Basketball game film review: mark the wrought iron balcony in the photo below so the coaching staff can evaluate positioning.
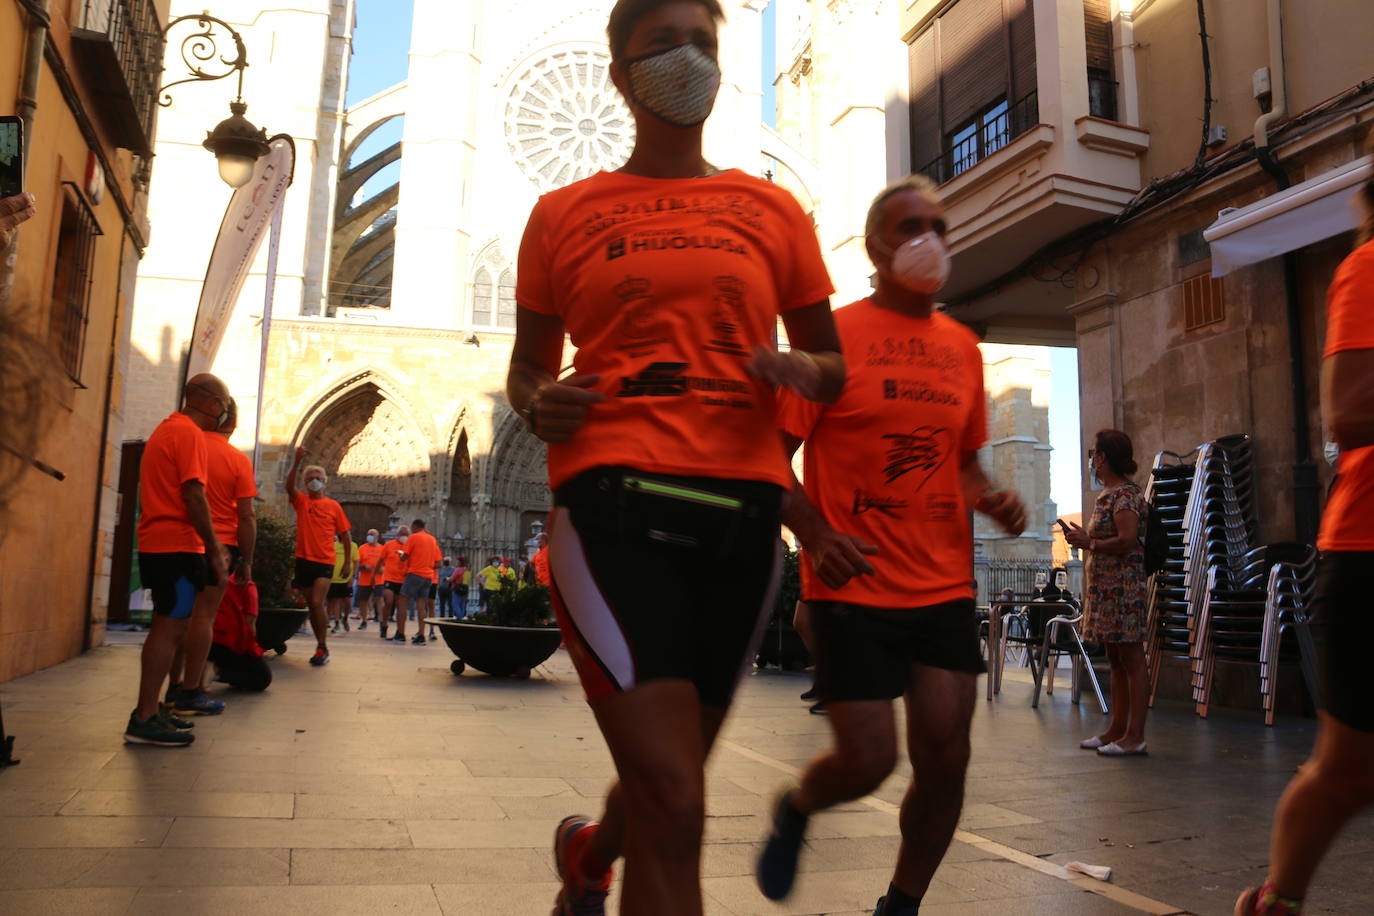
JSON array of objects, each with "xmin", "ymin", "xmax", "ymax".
[
  {"xmin": 72, "ymin": 0, "xmax": 165, "ymax": 156},
  {"xmin": 917, "ymin": 90, "xmax": 1039, "ymax": 186}
]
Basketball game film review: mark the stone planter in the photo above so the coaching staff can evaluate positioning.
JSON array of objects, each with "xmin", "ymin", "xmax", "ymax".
[
  {"xmin": 427, "ymin": 618, "xmax": 562, "ymax": 678},
  {"xmin": 256, "ymin": 607, "xmax": 309, "ymax": 655}
]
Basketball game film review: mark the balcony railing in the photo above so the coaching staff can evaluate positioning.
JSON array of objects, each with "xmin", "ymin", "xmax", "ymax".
[
  {"xmin": 1088, "ymin": 70, "xmax": 1119, "ymax": 121},
  {"xmin": 74, "ymin": 0, "xmax": 164, "ymax": 156},
  {"xmin": 918, "ymin": 90, "xmax": 1039, "ymax": 186}
]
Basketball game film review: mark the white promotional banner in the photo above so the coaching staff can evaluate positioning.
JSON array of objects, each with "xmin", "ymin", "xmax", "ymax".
[{"xmin": 184, "ymin": 135, "xmax": 295, "ymax": 379}]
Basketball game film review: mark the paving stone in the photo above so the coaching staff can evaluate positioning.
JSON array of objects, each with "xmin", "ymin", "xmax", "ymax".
[
  {"xmin": 0, "ymin": 887, "xmax": 138, "ymax": 915},
  {"xmin": 128, "ymin": 884, "xmax": 445, "ymax": 915},
  {"xmin": 0, "ymin": 816, "xmax": 172, "ymax": 848},
  {"xmin": 58, "ymin": 790, "xmax": 294, "ymax": 818},
  {"xmin": 161, "ymin": 816, "xmax": 411, "ymax": 849}
]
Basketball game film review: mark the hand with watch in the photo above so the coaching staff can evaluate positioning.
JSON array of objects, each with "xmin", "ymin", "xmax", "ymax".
[{"xmin": 521, "ymin": 373, "xmax": 606, "ymax": 443}]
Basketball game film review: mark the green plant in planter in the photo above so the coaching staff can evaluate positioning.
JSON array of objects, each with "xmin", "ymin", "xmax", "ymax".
[
  {"xmin": 467, "ymin": 583, "xmax": 557, "ymax": 628},
  {"xmin": 252, "ymin": 512, "xmax": 297, "ymax": 608}
]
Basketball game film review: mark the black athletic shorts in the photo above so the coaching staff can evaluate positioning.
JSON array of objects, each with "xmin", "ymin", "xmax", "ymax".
[
  {"xmin": 326, "ymin": 582, "xmax": 353, "ymax": 600},
  {"xmin": 809, "ymin": 598, "xmax": 986, "ymax": 702},
  {"xmin": 293, "ymin": 557, "xmax": 334, "ymax": 589},
  {"xmin": 1313, "ymin": 551, "xmax": 1374, "ymax": 733},
  {"xmin": 428, "ymin": 583, "xmax": 438, "ymax": 600},
  {"xmin": 139, "ymin": 552, "xmax": 209, "ymax": 619},
  {"xmin": 549, "ymin": 466, "xmax": 783, "ymax": 708},
  {"xmin": 385, "ymin": 581, "xmax": 403, "ymax": 594},
  {"xmin": 354, "ymin": 585, "xmax": 376, "ymax": 603}
]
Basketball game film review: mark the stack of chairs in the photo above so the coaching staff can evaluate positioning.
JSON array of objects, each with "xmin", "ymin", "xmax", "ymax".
[
  {"xmin": 1193, "ymin": 544, "xmax": 1319, "ymax": 724},
  {"xmin": 1145, "ymin": 435, "xmax": 1259, "ymax": 704}
]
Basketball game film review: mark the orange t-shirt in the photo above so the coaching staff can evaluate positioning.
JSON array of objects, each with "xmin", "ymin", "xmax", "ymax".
[
  {"xmin": 404, "ymin": 530, "xmax": 442, "ymax": 579},
  {"xmin": 777, "ymin": 300, "xmax": 987, "ymax": 608},
  {"xmin": 516, "ymin": 169, "xmax": 833, "ymax": 491},
  {"xmin": 1318, "ymin": 240, "xmax": 1374, "ymax": 552},
  {"xmin": 381, "ymin": 539, "xmax": 406, "ymax": 584},
  {"xmin": 204, "ymin": 431, "xmax": 257, "ymax": 547},
  {"xmin": 357, "ymin": 541, "xmax": 385, "ymax": 587},
  {"xmin": 532, "ymin": 546, "xmax": 551, "ymax": 586},
  {"xmin": 288, "ymin": 491, "xmax": 351, "ymax": 564},
  {"xmin": 138, "ymin": 412, "xmax": 211, "ymax": 554}
]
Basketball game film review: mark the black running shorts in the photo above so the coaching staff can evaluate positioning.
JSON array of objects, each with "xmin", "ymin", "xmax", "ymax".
[
  {"xmin": 139, "ymin": 552, "xmax": 209, "ymax": 619},
  {"xmin": 1313, "ymin": 551, "xmax": 1374, "ymax": 733},
  {"xmin": 293, "ymin": 558, "xmax": 334, "ymax": 589},
  {"xmin": 809, "ymin": 598, "xmax": 986, "ymax": 702},
  {"xmin": 385, "ymin": 581, "xmax": 403, "ymax": 594},
  {"xmin": 549, "ymin": 466, "xmax": 783, "ymax": 708},
  {"xmin": 326, "ymin": 582, "xmax": 353, "ymax": 600},
  {"xmin": 354, "ymin": 585, "xmax": 375, "ymax": 603}
]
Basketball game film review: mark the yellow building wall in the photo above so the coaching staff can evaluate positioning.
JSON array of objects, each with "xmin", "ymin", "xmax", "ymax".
[{"xmin": 0, "ymin": 0, "xmax": 165, "ymax": 682}]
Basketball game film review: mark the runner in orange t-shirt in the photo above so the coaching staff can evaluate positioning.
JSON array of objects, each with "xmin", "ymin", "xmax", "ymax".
[
  {"xmin": 170, "ymin": 398, "xmax": 258, "ymax": 717},
  {"xmin": 505, "ymin": 3, "xmax": 845, "ymax": 910},
  {"xmin": 125, "ymin": 373, "xmax": 231, "ymax": 748},
  {"xmin": 396, "ymin": 519, "xmax": 441, "ymax": 644},
  {"xmin": 377, "ymin": 527, "xmax": 407, "ymax": 640},
  {"xmin": 1237, "ymin": 170, "xmax": 1374, "ymax": 916},
  {"xmin": 354, "ymin": 529, "xmax": 384, "ymax": 629},
  {"xmin": 756, "ymin": 178, "xmax": 1027, "ymax": 912},
  {"xmin": 286, "ymin": 447, "xmax": 352, "ymax": 666}
]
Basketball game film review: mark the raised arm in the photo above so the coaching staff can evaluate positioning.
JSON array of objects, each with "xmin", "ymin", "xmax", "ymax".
[{"xmin": 285, "ymin": 445, "xmax": 306, "ymax": 500}]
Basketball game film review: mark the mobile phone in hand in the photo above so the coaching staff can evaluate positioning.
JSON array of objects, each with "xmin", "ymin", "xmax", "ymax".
[
  {"xmin": 1055, "ymin": 518, "xmax": 1071, "ymax": 534},
  {"xmin": 0, "ymin": 116, "xmax": 23, "ymax": 199}
]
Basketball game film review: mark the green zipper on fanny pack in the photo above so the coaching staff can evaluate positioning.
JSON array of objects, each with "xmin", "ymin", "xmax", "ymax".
[{"xmin": 623, "ymin": 477, "xmax": 744, "ymax": 510}]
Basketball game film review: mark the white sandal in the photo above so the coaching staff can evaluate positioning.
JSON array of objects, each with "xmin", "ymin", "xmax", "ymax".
[
  {"xmin": 1096, "ymin": 741, "xmax": 1148, "ymax": 756},
  {"xmin": 1079, "ymin": 736, "xmax": 1108, "ymax": 750}
]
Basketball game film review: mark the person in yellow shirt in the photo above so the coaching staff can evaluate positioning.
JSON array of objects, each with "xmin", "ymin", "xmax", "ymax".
[
  {"xmin": 329, "ymin": 535, "xmax": 360, "ymax": 633},
  {"xmin": 477, "ymin": 556, "xmax": 505, "ymax": 612}
]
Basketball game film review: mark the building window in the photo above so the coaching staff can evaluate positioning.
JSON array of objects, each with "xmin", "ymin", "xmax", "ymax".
[
  {"xmin": 472, "ymin": 267, "xmax": 492, "ymax": 326},
  {"xmin": 73, "ymin": 0, "xmax": 165, "ymax": 156},
  {"xmin": 49, "ymin": 183, "xmax": 103, "ymax": 381},
  {"xmin": 1183, "ymin": 275, "xmax": 1225, "ymax": 331},
  {"xmin": 1084, "ymin": 0, "xmax": 1119, "ymax": 120},
  {"xmin": 910, "ymin": 0, "xmax": 1038, "ymax": 185},
  {"xmin": 497, "ymin": 269, "xmax": 516, "ymax": 329}
]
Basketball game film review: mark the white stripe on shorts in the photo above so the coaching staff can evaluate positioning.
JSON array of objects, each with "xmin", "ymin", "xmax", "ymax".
[{"xmin": 548, "ymin": 507, "xmax": 636, "ymax": 692}]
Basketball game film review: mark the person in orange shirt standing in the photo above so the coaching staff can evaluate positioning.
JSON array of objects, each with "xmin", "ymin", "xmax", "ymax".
[
  {"xmin": 1236, "ymin": 159, "xmax": 1374, "ymax": 916},
  {"xmin": 396, "ymin": 518, "xmax": 441, "ymax": 646},
  {"xmin": 354, "ymin": 528, "xmax": 384, "ymax": 629},
  {"xmin": 377, "ymin": 525, "xmax": 408, "ymax": 640},
  {"xmin": 507, "ymin": 2, "xmax": 844, "ymax": 911},
  {"xmin": 285, "ymin": 447, "xmax": 352, "ymax": 666},
  {"xmin": 531, "ymin": 533, "xmax": 551, "ymax": 587},
  {"xmin": 124, "ymin": 374, "xmax": 231, "ymax": 747},
  {"xmin": 755, "ymin": 177, "xmax": 1026, "ymax": 915},
  {"xmin": 167, "ymin": 397, "xmax": 257, "ymax": 717}
]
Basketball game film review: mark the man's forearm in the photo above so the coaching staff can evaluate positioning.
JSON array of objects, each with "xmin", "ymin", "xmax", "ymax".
[
  {"xmin": 507, "ymin": 360, "xmax": 555, "ymax": 418},
  {"xmin": 959, "ymin": 458, "xmax": 994, "ymax": 510},
  {"xmin": 184, "ymin": 487, "xmax": 221, "ymax": 556},
  {"xmin": 238, "ymin": 518, "xmax": 256, "ymax": 566},
  {"xmin": 782, "ymin": 471, "xmax": 828, "ymax": 546}
]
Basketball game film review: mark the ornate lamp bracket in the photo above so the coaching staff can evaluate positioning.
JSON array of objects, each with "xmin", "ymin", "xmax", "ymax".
[{"xmin": 157, "ymin": 13, "xmax": 250, "ymax": 109}]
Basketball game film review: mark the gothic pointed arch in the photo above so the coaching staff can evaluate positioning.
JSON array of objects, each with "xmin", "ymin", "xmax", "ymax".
[{"xmin": 472, "ymin": 407, "xmax": 550, "ymax": 558}]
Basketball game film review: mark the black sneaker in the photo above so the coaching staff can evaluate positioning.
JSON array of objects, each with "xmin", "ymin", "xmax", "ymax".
[
  {"xmin": 391, "ymin": 633, "xmax": 407, "ymax": 643},
  {"xmin": 124, "ymin": 711, "xmax": 195, "ymax": 747},
  {"xmin": 799, "ymin": 685, "xmax": 818, "ymax": 701},
  {"xmin": 809, "ymin": 701, "xmax": 827, "ymax": 715},
  {"xmin": 163, "ymin": 682, "xmax": 182, "ymax": 706},
  {"xmin": 873, "ymin": 896, "xmax": 919, "ymax": 916},
  {"xmin": 411, "ymin": 633, "xmax": 426, "ymax": 646},
  {"xmin": 158, "ymin": 705, "xmax": 195, "ymax": 730},
  {"xmin": 380, "ymin": 624, "xmax": 388, "ymax": 639},
  {"xmin": 756, "ymin": 788, "xmax": 808, "ymax": 900}
]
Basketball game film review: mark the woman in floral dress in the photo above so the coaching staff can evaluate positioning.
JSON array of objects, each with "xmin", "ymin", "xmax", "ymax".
[{"xmin": 1066, "ymin": 429, "xmax": 1149, "ymax": 755}]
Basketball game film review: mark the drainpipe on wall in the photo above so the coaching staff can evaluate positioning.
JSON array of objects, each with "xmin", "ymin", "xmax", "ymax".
[
  {"xmin": 0, "ymin": 0, "xmax": 50, "ymax": 315},
  {"xmin": 1253, "ymin": 0, "xmax": 1319, "ymax": 544}
]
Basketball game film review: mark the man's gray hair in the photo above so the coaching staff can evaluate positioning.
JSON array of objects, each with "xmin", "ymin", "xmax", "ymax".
[
  {"xmin": 864, "ymin": 174, "xmax": 941, "ymax": 238},
  {"xmin": 302, "ymin": 464, "xmax": 328, "ymax": 484}
]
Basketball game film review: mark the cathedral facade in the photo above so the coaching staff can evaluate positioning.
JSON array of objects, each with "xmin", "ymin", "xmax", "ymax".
[{"xmin": 124, "ymin": 0, "xmax": 1053, "ymax": 578}]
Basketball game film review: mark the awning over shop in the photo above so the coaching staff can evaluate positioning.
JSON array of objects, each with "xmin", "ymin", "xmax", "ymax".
[{"xmin": 1204, "ymin": 156, "xmax": 1371, "ymax": 277}]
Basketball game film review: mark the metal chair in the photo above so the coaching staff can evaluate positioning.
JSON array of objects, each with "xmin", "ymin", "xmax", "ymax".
[
  {"xmin": 1032, "ymin": 606, "xmax": 1109, "ymax": 714},
  {"xmin": 986, "ymin": 596, "xmax": 1079, "ymax": 703}
]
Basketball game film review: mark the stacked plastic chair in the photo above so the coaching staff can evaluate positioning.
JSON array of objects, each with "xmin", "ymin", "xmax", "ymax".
[
  {"xmin": 1145, "ymin": 436, "xmax": 1258, "ymax": 704},
  {"xmin": 1193, "ymin": 544, "xmax": 1318, "ymax": 724}
]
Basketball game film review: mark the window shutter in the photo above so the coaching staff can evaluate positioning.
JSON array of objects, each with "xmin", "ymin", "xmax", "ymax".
[
  {"xmin": 908, "ymin": 27, "xmax": 940, "ymax": 173},
  {"xmin": 1084, "ymin": 0, "xmax": 1114, "ymax": 74},
  {"xmin": 939, "ymin": 0, "xmax": 1007, "ymax": 133},
  {"xmin": 1007, "ymin": 0, "xmax": 1038, "ymax": 106}
]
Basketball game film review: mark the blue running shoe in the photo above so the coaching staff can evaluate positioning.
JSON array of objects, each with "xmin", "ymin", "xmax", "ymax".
[
  {"xmin": 171, "ymin": 688, "xmax": 225, "ymax": 716},
  {"xmin": 756, "ymin": 787, "xmax": 808, "ymax": 900},
  {"xmin": 310, "ymin": 647, "xmax": 331, "ymax": 666}
]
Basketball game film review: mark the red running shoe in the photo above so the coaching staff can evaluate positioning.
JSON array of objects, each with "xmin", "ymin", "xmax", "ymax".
[{"xmin": 552, "ymin": 815, "xmax": 611, "ymax": 915}]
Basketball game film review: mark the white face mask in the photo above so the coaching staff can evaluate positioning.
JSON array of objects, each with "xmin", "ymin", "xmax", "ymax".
[
  {"xmin": 884, "ymin": 231, "xmax": 950, "ymax": 294},
  {"xmin": 306, "ymin": 479, "xmax": 325, "ymax": 493},
  {"xmin": 398, "ymin": 535, "xmax": 409, "ymax": 544},
  {"xmin": 1324, "ymin": 440, "xmax": 1340, "ymax": 467},
  {"xmin": 625, "ymin": 43, "xmax": 721, "ymax": 128},
  {"xmin": 366, "ymin": 534, "xmax": 377, "ymax": 544}
]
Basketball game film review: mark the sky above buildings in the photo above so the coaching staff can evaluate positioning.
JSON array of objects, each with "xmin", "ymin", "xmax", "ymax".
[{"xmin": 344, "ymin": 0, "xmax": 1084, "ymax": 517}]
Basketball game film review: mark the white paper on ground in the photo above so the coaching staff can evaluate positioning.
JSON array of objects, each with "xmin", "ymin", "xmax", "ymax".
[{"xmin": 1066, "ymin": 861, "xmax": 1113, "ymax": 881}]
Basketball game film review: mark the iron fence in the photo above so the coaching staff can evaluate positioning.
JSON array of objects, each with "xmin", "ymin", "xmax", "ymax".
[{"xmin": 918, "ymin": 90, "xmax": 1039, "ymax": 186}]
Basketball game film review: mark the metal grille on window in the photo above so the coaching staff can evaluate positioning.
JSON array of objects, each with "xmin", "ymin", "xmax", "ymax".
[
  {"xmin": 497, "ymin": 270, "xmax": 516, "ymax": 329},
  {"xmin": 1084, "ymin": 0, "xmax": 1118, "ymax": 120},
  {"xmin": 50, "ymin": 183, "xmax": 103, "ymax": 380},
  {"xmin": 473, "ymin": 267, "xmax": 492, "ymax": 326},
  {"xmin": 78, "ymin": 0, "xmax": 165, "ymax": 155},
  {"xmin": 1183, "ymin": 275, "xmax": 1225, "ymax": 331}
]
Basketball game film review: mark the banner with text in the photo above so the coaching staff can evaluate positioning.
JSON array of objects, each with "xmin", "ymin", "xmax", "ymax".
[{"xmin": 184, "ymin": 135, "xmax": 295, "ymax": 380}]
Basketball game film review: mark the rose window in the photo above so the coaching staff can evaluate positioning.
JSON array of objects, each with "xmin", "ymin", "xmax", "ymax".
[{"xmin": 504, "ymin": 47, "xmax": 635, "ymax": 191}]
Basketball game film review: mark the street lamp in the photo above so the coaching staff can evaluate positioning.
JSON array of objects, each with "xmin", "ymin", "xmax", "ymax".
[{"xmin": 158, "ymin": 14, "xmax": 270, "ymax": 188}]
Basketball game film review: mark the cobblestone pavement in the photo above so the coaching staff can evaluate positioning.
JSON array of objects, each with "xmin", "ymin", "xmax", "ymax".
[{"xmin": 0, "ymin": 628, "xmax": 1369, "ymax": 915}]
